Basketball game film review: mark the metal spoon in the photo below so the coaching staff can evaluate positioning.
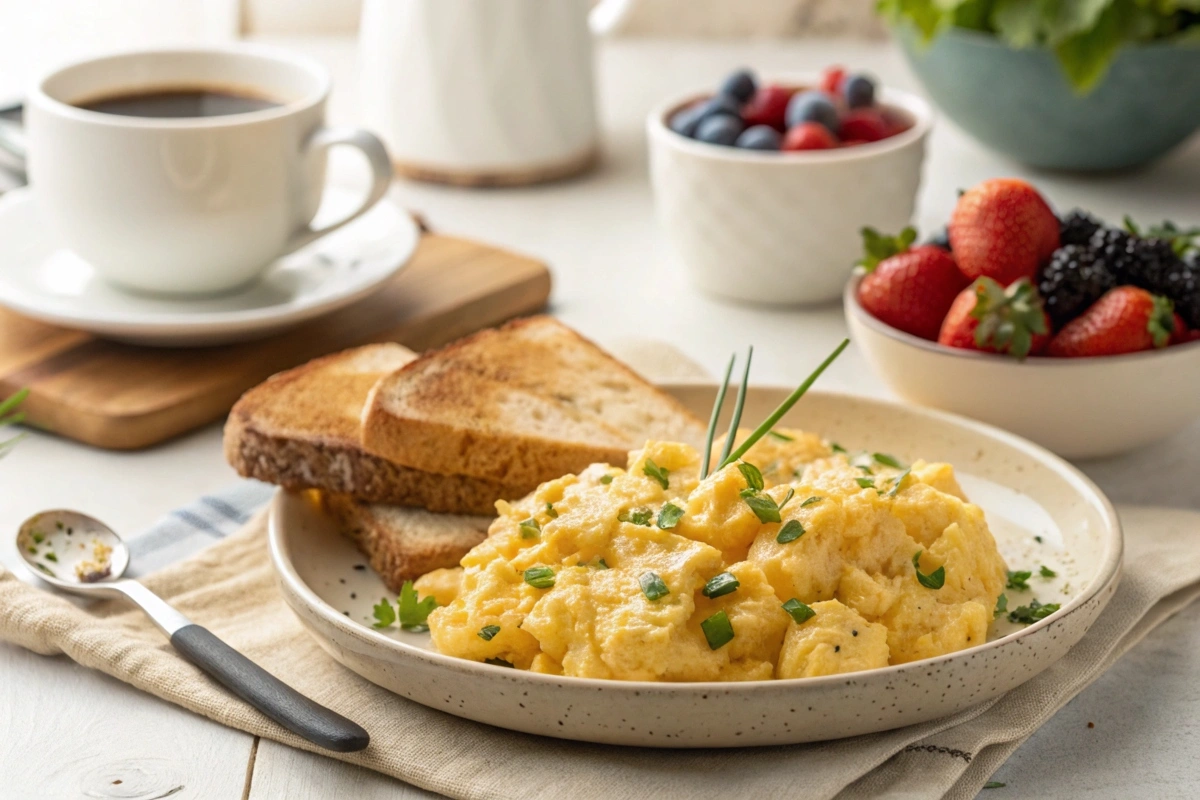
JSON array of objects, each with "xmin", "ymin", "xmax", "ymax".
[{"xmin": 17, "ymin": 509, "xmax": 369, "ymax": 752}]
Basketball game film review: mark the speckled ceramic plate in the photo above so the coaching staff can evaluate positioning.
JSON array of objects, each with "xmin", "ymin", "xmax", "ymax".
[{"xmin": 268, "ymin": 385, "xmax": 1122, "ymax": 748}]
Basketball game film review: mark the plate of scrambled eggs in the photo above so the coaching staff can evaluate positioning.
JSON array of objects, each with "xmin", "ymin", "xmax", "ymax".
[{"xmin": 269, "ymin": 386, "xmax": 1121, "ymax": 747}]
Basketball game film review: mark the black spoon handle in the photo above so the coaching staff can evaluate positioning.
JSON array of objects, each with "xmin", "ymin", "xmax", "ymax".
[{"xmin": 170, "ymin": 624, "xmax": 369, "ymax": 752}]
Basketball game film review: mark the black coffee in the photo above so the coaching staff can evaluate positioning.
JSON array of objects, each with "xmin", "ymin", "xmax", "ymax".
[{"xmin": 76, "ymin": 87, "xmax": 280, "ymax": 118}]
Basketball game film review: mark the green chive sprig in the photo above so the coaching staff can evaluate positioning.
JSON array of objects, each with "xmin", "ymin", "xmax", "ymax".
[
  {"xmin": 717, "ymin": 346, "xmax": 754, "ymax": 467},
  {"xmin": 700, "ymin": 354, "xmax": 737, "ymax": 480}
]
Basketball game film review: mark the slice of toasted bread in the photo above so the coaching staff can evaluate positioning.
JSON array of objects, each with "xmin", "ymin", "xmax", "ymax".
[
  {"xmin": 224, "ymin": 344, "xmax": 529, "ymax": 514},
  {"xmin": 324, "ymin": 493, "xmax": 490, "ymax": 593},
  {"xmin": 360, "ymin": 316, "xmax": 707, "ymax": 485}
]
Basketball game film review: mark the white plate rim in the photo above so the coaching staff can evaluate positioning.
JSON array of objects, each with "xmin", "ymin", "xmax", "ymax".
[
  {"xmin": 0, "ymin": 188, "xmax": 420, "ymax": 335},
  {"xmin": 268, "ymin": 384, "xmax": 1123, "ymax": 693}
]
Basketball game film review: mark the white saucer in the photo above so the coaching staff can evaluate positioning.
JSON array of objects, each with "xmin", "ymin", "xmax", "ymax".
[{"xmin": 0, "ymin": 187, "xmax": 420, "ymax": 346}]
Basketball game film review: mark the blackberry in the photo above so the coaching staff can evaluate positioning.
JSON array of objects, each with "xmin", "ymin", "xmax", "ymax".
[
  {"xmin": 1059, "ymin": 210, "xmax": 1102, "ymax": 247},
  {"xmin": 1038, "ymin": 245, "xmax": 1117, "ymax": 328},
  {"xmin": 1163, "ymin": 266, "xmax": 1200, "ymax": 329},
  {"xmin": 1125, "ymin": 237, "xmax": 1186, "ymax": 295},
  {"xmin": 1089, "ymin": 227, "xmax": 1139, "ymax": 281}
]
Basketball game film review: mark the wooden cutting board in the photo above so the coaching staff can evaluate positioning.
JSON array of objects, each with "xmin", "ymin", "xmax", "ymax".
[{"xmin": 0, "ymin": 233, "xmax": 551, "ymax": 450}]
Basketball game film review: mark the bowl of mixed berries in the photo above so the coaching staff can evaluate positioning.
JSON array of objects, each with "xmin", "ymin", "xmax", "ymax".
[
  {"xmin": 845, "ymin": 177, "xmax": 1200, "ymax": 459},
  {"xmin": 649, "ymin": 67, "xmax": 932, "ymax": 305}
]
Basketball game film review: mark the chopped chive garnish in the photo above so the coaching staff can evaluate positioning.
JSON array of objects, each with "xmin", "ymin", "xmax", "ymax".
[
  {"xmin": 485, "ymin": 657, "xmax": 514, "ymax": 668},
  {"xmin": 994, "ymin": 593, "xmax": 1008, "ymax": 618},
  {"xmin": 594, "ymin": 558, "xmax": 609, "ymax": 570},
  {"xmin": 524, "ymin": 566, "xmax": 556, "ymax": 589},
  {"xmin": 737, "ymin": 461, "xmax": 764, "ymax": 491},
  {"xmin": 43, "ymin": 553, "xmax": 57, "ymax": 562},
  {"xmin": 718, "ymin": 346, "xmax": 754, "ymax": 468},
  {"xmin": 912, "ymin": 551, "xmax": 945, "ymax": 590},
  {"xmin": 55, "ymin": 521, "xmax": 64, "ymax": 530},
  {"xmin": 27, "ymin": 547, "xmax": 36, "ymax": 555},
  {"xmin": 642, "ymin": 458, "xmax": 670, "ymax": 490},
  {"xmin": 31, "ymin": 532, "xmax": 44, "ymax": 544},
  {"xmin": 887, "ymin": 468, "xmax": 911, "ymax": 498},
  {"xmin": 701, "ymin": 610, "xmax": 734, "ymax": 650},
  {"xmin": 657, "ymin": 502, "xmax": 684, "ymax": 529},
  {"xmin": 801, "ymin": 496, "xmax": 822, "ymax": 508},
  {"xmin": 639, "ymin": 571, "xmax": 669, "ymax": 601},
  {"xmin": 1006, "ymin": 570, "xmax": 1032, "ymax": 591},
  {"xmin": 720, "ymin": 339, "xmax": 850, "ymax": 470},
  {"xmin": 519, "ymin": 518, "xmax": 541, "ymax": 539},
  {"xmin": 34, "ymin": 563, "xmax": 56, "ymax": 577},
  {"xmin": 478, "ymin": 625, "xmax": 500, "ymax": 641},
  {"xmin": 1039, "ymin": 565, "xmax": 1057, "ymax": 578},
  {"xmin": 873, "ymin": 452, "xmax": 905, "ymax": 469},
  {"xmin": 782, "ymin": 598, "xmax": 816, "ymax": 624},
  {"xmin": 855, "ymin": 477, "xmax": 876, "ymax": 489},
  {"xmin": 702, "ymin": 572, "xmax": 740, "ymax": 598},
  {"xmin": 599, "ymin": 474, "xmax": 613, "ymax": 485},
  {"xmin": 857, "ymin": 464, "xmax": 874, "ymax": 475},
  {"xmin": 701, "ymin": 353, "xmax": 737, "ymax": 480},
  {"xmin": 776, "ymin": 519, "xmax": 805, "ymax": 544},
  {"xmin": 744, "ymin": 493, "xmax": 782, "ymax": 523},
  {"xmin": 983, "ymin": 783, "xmax": 1006, "ymax": 790},
  {"xmin": 618, "ymin": 508, "xmax": 653, "ymax": 526},
  {"xmin": 545, "ymin": 502, "xmax": 558, "ymax": 519},
  {"xmin": 767, "ymin": 430, "xmax": 794, "ymax": 442},
  {"xmin": 831, "ymin": 442, "xmax": 847, "ymax": 454},
  {"xmin": 1008, "ymin": 599, "xmax": 1060, "ymax": 624}
]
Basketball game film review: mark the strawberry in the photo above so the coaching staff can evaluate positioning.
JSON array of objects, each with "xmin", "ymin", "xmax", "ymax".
[
  {"xmin": 948, "ymin": 178, "xmax": 1060, "ymax": 286},
  {"xmin": 839, "ymin": 109, "xmax": 890, "ymax": 143},
  {"xmin": 742, "ymin": 84, "xmax": 793, "ymax": 130},
  {"xmin": 1171, "ymin": 313, "xmax": 1189, "ymax": 345},
  {"xmin": 782, "ymin": 122, "xmax": 837, "ymax": 151},
  {"xmin": 1047, "ymin": 287, "xmax": 1175, "ymax": 357},
  {"xmin": 819, "ymin": 66, "xmax": 847, "ymax": 96},
  {"xmin": 857, "ymin": 228, "xmax": 969, "ymax": 341},
  {"xmin": 938, "ymin": 277, "xmax": 1051, "ymax": 359}
]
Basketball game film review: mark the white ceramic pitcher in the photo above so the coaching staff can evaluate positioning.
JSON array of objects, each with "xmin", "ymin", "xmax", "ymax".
[{"xmin": 360, "ymin": 0, "xmax": 637, "ymax": 187}]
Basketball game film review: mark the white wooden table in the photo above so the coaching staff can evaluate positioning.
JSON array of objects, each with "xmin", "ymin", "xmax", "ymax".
[{"xmin": 3, "ymin": 35, "xmax": 1199, "ymax": 800}]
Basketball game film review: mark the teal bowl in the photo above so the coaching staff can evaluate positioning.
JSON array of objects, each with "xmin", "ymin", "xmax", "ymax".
[{"xmin": 897, "ymin": 25, "xmax": 1200, "ymax": 171}]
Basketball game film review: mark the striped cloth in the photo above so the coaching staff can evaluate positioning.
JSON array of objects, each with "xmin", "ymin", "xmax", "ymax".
[{"xmin": 125, "ymin": 481, "xmax": 274, "ymax": 577}]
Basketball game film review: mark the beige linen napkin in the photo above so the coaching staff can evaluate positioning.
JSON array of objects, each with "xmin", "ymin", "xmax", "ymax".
[{"xmin": 2, "ymin": 505, "xmax": 1198, "ymax": 800}]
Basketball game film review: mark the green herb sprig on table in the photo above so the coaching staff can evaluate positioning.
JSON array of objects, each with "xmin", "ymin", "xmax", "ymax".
[
  {"xmin": 0, "ymin": 389, "xmax": 29, "ymax": 459},
  {"xmin": 878, "ymin": 0, "xmax": 1200, "ymax": 93},
  {"xmin": 373, "ymin": 581, "xmax": 439, "ymax": 632}
]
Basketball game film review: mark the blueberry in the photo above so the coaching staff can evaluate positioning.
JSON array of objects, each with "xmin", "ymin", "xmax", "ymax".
[
  {"xmin": 694, "ymin": 114, "xmax": 744, "ymax": 146},
  {"xmin": 844, "ymin": 74, "xmax": 876, "ymax": 109},
  {"xmin": 700, "ymin": 93, "xmax": 741, "ymax": 120},
  {"xmin": 719, "ymin": 69, "xmax": 757, "ymax": 104},
  {"xmin": 735, "ymin": 125, "xmax": 782, "ymax": 151},
  {"xmin": 785, "ymin": 91, "xmax": 839, "ymax": 133},
  {"xmin": 669, "ymin": 102, "xmax": 707, "ymax": 138}
]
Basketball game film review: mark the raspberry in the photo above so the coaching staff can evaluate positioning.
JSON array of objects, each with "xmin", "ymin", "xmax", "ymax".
[{"xmin": 1038, "ymin": 245, "xmax": 1118, "ymax": 328}]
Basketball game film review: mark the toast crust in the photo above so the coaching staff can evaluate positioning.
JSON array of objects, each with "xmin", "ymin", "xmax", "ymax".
[
  {"xmin": 224, "ymin": 344, "xmax": 530, "ymax": 514},
  {"xmin": 360, "ymin": 317, "xmax": 705, "ymax": 484},
  {"xmin": 324, "ymin": 493, "xmax": 489, "ymax": 593}
]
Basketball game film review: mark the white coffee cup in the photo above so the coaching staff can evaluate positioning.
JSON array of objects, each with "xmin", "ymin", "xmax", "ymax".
[{"xmin": 26, "ymin": 46, "xmax": 393, "ymax": 296}]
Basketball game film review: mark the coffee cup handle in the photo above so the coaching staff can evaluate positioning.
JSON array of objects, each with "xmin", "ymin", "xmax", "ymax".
[{"xmin": 283, "ymin": 126, "xmax": 393, "ymax": 254}]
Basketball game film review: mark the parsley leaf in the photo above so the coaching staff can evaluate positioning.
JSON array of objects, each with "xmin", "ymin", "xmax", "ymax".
[
  {"xmin": 544, "ymin": 502, "xmax": 558, "ymax": 519},
  {"xmin": 643, "ymin": 458, "xmax": 670, "ymax": 490},
  {"xmin": 519, "ymin": 518, "xmax": 541, "ymax": 539},
  {"xmin": 830, "ymin": 442, "xmax": 847, "ymax": 454},
  {"xmin": 744, "ymin": 493, "xmax": 783, "ymax": 523},
  {"xmin": 398, "ymin": 580, "xmax": 438, "ymax": 631},
  {"xmin": 477, "ymin": 624, "xmax": 500, "ymax": 641},
  {"xmin": 737, "ymin": 461, "xmax": 764, "ymax": 492},
  {"xmin": 912, "ymin": 551, "xmax": 945, "ymax": 590},
  {"xmin": 777, "ymin": 519, "xmax": 805, "ymax": 544},
  {"xmin": 1039, "ymin": 565, "xmax": 1057, "ymax": 578},
  {"xmin": 887, "ymin": 468, "xmax": 912, "ymax": 498},
  {"xmin": 372, "ymin": 597, "xmax": 396, "ymax": 629},
  {"xmin": 1007, "ymin": 570, "xmax": 1032, "ymax": 591},
  {"xmin": 1008, "ymin": 599, "xmax": 1060, "ymax": 625},
  {"xmin": 994, "ymin": 593, "xmax": 1008, "ymax": 617},
  {"xmin": 657, "ymin": 502, "xmax": 685, "ymax": 529},
  {"xmin": 855, "ymin": 476, "xmax": 876, "ymax": 489}
]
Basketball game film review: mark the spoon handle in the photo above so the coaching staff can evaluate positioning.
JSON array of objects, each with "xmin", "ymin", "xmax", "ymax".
[{"xmin": 170, "ymin": 624, "xmax": 370, "ymax": 752}]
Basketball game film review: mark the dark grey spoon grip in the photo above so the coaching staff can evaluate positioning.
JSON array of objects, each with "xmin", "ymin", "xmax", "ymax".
[{"xmin": 170, "ymin": 624, "xmax": 369, "ymax": 752}]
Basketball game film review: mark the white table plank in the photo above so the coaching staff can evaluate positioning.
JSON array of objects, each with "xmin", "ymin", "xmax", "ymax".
[
  {"xmin": 1, "ymin": 643, "xmax": 253, "ymax": 799},
  {"xmin": 248, "ymin": 741, "xmax": 440, "ymax": 800}
]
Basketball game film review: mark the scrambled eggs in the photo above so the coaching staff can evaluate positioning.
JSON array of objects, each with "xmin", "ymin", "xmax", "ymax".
[{"xmin": 419, "ymin": 429, "xmax": 1007, "ymax": 681}]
